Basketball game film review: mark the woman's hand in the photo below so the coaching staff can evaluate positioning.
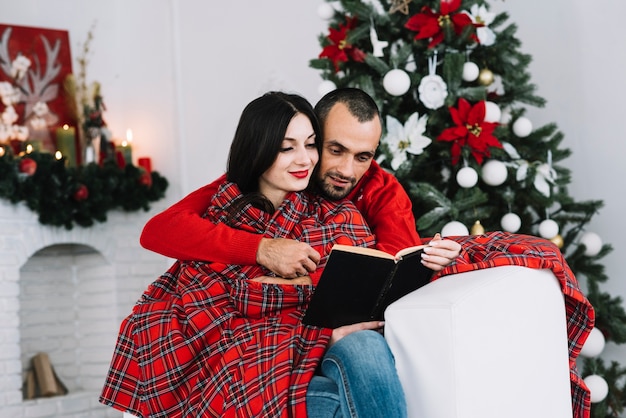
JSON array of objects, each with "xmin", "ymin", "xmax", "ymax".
[
  {"xmin": 421, "ymin": 233, "xmax": 462, "ymax": 272},
  {"xmin": 330, "ymin": 321, "xmax": 384, "ymax": 346},
  {"xmin": 250, "ymin": 275, "xmax": 312, "ymax": 285}
]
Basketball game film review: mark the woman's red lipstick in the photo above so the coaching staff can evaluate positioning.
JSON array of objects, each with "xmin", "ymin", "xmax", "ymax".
[{"xmin": 290, "ymin": 170, "xmax": 309, "ymax": 179}]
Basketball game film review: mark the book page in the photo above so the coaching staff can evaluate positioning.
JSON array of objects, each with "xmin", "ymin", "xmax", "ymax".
[
  {"xmin": 395, "ymin": 244, "xmax": 427, "ymax": 259},
  {"xmin": 330, "ymin": 244, "xmax": 395, "ymax": 259}
]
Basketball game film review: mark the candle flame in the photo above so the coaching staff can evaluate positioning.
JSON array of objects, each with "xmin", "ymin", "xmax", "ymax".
[
  {"xmin": 26, "ymin": 144, "xmax": 33, "ymax": 153},
  {"xmin": 126, "ymin": 129, "xmax": 133, "ymax": 143},
  {"xmin": 55, "ymin": 151, "xmax": 63, "ymax": 160},
  {"xmin": 63, "ymin": 124, "xmax": 69, "ymax": 130}
]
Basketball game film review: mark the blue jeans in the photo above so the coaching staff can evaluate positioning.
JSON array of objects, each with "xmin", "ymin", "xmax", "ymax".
[{"xmin": 306, "ymin": 330, "xmax": 407, "ymax": 418}]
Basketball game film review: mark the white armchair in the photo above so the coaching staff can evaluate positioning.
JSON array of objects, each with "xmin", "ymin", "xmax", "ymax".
[{"xmin": 384, "ymin": 265, "xmax": 573, "ymax": 418}]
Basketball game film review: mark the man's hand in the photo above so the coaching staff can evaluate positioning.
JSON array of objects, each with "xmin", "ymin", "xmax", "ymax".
[
  {"xmin": 330, "ymin": 321, "xmax": 384, "ymax": 346},
  {"xmin": 250, "ymin": 275, "xmax": 312, "ymax": 285},
  {"xmin": 421, "ymin": 233, "xmax": 462, "ymax": 272},
  {"xmin": 257, "ymin": 238, "xmax": 321, "ymax": 278}
]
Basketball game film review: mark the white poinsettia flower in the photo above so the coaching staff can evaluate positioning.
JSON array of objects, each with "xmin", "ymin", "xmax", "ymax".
[
  {"xmin": 382, "ymin": 112, "xmax": 432, "ymax": 170},
  {"xmin": 534, "ymin": 162, "xmax": 557, "ymax": 197},
  {"xmin": 502, "ymin": 142, "xmax": 521, "ymax": 160},
  {"xmin": 468, "ymin": 5, "xmax": 497, "ymax": 46},
  {"xmin": 516, "ymin": 160, "xmax": 529, "ymax": 182}
]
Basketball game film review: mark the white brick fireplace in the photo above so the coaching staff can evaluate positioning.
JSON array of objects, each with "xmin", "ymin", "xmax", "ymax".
[{"xmin": 0, "ymin": 200, "xmax": 170, "ymax": 418}]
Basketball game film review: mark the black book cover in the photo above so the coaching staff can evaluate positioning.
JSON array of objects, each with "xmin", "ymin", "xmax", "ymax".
[{"xmin": 302, "ymin": 245, "xmax": 433, "ymax": 328}]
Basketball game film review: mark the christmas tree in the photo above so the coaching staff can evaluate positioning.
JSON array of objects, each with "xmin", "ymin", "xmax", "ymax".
[{"xmin": 310, "ymin": 0, "xmax": 626, "ymax": 416}]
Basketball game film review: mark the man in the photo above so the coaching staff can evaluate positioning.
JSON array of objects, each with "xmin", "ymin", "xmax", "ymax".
[{"xmin": 141, "ymin": 88, "xmax": 460, "ymax": 277}]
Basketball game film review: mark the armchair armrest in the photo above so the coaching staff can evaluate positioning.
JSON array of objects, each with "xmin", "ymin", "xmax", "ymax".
[{"xmin": 384, "ymin": 265, "xmax": 572, "ymax": 418}]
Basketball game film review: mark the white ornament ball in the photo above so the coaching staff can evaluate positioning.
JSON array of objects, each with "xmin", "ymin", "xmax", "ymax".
[
  {"xmin": 580, "ymin": 327, "xmax": 606, "ymax": 358},
  {"xmin": 462, "ymin": 62, "xmax": 479, "ymax": 82},
  {"xmin": 318, "ymin": 80, "xmax": 337, "ymax": 97},
  {"xmin": 317, "ymin": 3, "xmax": 335, "ymax": 20},
  {"xmin": 481, "ymin": 160, "xmax": 508, "ymax": 186},
  {"xmin": 456, "ymin": 166, "xmax": 478, "ymax": 188},
  {"xmin": 484, "ymin": 101, "xmax": 501, "ymax": 123},
  {"xmin": 580, "ymin": 231, "xmax": 603, "ymax": 257},
  {"xmin": 538, "ymin": 219, "xmax": 559, "ymax": 239},
  {"xmin": 441, "ymin": 221, "xmax": 469, "ymax": 237},
  {"xmin": 501, "ymin": 213, "xmax": 522, "ymax": 233},
  {"xmin": 584, "ymin": 374, "xmax": 609, "ymax": 403},
  {"xmin": 383, "ymin": 69, "xmax": 411, "ymax": 96},
  {"xmin": 512, "ymin": 117, "xmax": 533, "ymax": 137}
]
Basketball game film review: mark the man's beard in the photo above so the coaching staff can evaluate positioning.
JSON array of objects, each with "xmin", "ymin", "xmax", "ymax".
[{"xmin": 316, "ymin": 171, "xmax": 357, "ymax": 200}]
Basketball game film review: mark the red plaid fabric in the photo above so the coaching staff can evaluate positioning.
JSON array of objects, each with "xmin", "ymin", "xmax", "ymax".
[
  {"xmin": 439, "ymin": 231, "xmax": 594, "ymax": 418},
  {"xmin": 100, "ymin": 183, "xmax": 375, "ymax": 417}
]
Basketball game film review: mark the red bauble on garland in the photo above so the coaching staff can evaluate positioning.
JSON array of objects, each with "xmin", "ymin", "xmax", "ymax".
[
  {"xmin": 73, "ymin": 184, "xmax": 89, "ymax": 201},
  {"xmin": 18, "ymin": 157, "xmax": 37, "ymax": 176}
]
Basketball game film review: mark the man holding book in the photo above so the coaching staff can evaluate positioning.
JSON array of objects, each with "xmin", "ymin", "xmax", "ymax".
[
  {"xmin": 141, "ymin": 88, "xmax": 461, "ymax": 279},
  {"xmin": 139, "ymin": 88, "xmax": 461, "ymax": 416}
]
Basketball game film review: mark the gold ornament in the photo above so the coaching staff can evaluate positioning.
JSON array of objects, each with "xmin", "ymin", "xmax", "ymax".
[
  {"xmin": 470, "ymin": 220, "xmax": 485, "ymax": 235},
  {"xmin": 550, "ymin": 234, "xmax": 564, "ymax": 249},
  {"xmin": 390, "ymin": 0, "xmax": 412, "ymax": 14},
  {"xmin": 478, "ymin": 68, "xmax": 494, "ymax": 86}
]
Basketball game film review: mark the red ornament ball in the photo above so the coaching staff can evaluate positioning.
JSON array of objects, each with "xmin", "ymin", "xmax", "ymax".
[
  {"xmin": 73, "ymin": 184, "xmax": 89, "ymax": 201},
  {"xmin": 18, "ymin": 157, "xmax": 37, "ymax": 175}
]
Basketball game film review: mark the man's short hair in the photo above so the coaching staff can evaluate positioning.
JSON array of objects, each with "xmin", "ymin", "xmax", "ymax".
[{"xmin": 315, "ymin": 87, "xmax": 381, "ymax": 125}]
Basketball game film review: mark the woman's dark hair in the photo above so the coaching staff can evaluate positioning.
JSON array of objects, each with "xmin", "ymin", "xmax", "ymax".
[{"xmin": 226, "ymin": 91, "xmax": 320, "ymax": 212}]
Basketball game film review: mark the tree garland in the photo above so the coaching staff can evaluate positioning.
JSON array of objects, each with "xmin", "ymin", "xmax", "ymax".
[{"xmin": 0, "ymin": 150, "xmax": 168, "ymax": 229}]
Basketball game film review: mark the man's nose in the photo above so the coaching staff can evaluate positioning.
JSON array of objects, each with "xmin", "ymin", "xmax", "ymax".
[{"xmin": 335, "ymin": 155, "xmax": 355, "ymax": 177}]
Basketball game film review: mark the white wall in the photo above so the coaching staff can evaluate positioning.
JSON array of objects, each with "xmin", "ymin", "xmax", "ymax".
[
  {"xmin": 171, "ymin": 0, "xmax": 327, "ymax": 193},
  {"xmin": 2, "ymin": 0, "xmax": 625, "ymax": 364}
]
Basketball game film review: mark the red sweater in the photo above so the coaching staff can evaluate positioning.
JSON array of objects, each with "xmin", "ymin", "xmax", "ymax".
[{"xmin": 140, "ymin": 161, "xmax": 421, "ymax": 263}]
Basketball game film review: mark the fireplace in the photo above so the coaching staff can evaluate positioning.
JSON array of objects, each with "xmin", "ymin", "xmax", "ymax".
[{"xmin": 0, "ymin": 200, "xmax": 170, "ymax": 418}]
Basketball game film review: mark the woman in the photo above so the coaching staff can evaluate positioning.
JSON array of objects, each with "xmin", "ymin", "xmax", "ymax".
[{"xmin": 100, "ymin": 92, "xmax": 407, "ymax": 417}]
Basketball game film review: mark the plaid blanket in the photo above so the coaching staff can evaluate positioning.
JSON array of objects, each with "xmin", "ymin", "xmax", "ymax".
[
  {"xmin": 100, "ymin": 183, "xmax": 375, "ymax": 417},
  {"xmin": 440, "ymin": 231, "xmax": 595, "ymax": 418}
]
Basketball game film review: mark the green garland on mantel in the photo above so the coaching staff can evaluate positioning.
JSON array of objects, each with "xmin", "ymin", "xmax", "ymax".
[{"xmin": 0, "ymin": 151, "xmax": 168, "ymax": 229}]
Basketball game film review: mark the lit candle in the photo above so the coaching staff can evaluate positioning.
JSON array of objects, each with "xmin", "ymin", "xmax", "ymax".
[
  {"xmin": 25, "ymin": 140, "xmax": 42, "ymax": 152},
  {"xmin": 55, "ymin": 151, "xmax": 62, "ymax": 160},
  {"xmin": 55, "ymin": 125, "xmax": 77, "ymax": 167},
  {"xmin": 115, "ymin": 129, "xmax": 133, "ymax": 166}
]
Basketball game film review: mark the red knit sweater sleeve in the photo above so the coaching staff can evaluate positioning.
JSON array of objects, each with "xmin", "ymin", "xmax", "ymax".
[{"xmin": 139, "ymin": 175, "xmax": 263, "ymax": 264}]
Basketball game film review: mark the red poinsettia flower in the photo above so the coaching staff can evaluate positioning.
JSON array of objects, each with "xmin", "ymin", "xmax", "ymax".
[
  {"xmin": 437, "ymin": 98, "xmax": 502, "ymax": 165},
  {"xmin": 319, "ymin": 17, "xmax": 366, "ymax": 72},
  {"xmin": 405, "ymin": 0, "xmax": 478, "ymax": 48}
]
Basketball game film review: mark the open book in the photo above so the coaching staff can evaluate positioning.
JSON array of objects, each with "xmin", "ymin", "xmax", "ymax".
[{"xmin": 302, "ymin": 243, "xmax": 433, "ymax": 328}]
